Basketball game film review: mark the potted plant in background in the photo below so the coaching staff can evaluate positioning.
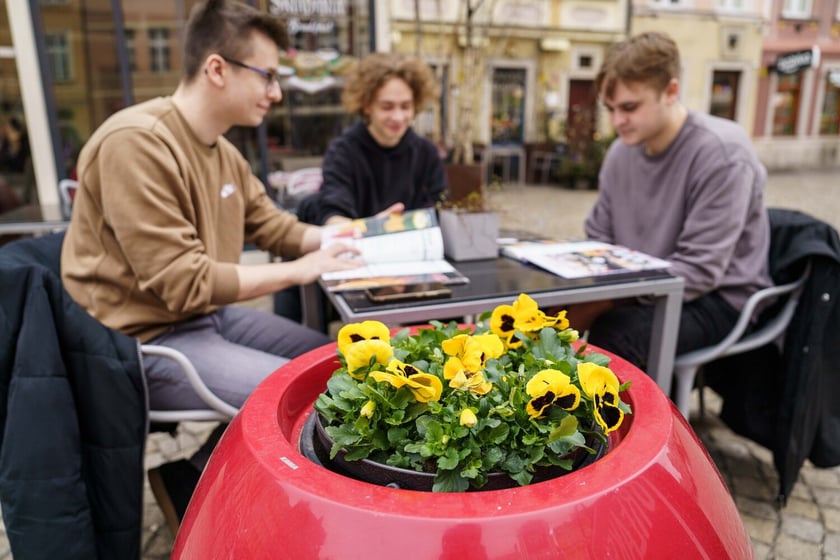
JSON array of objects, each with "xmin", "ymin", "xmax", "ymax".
[{"xmin": 312, "ymin": 294, "xmax": 630, "ymax": 492}]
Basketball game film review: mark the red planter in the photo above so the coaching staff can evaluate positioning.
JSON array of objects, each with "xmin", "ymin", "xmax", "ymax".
[{"xmin": 173, "ymin": 342, "xmax": 753, "ymax": 559}]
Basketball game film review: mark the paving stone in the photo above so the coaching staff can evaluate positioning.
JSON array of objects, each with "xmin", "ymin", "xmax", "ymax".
[
  {"xmin": 751, "ymin": 539, "xmax": 771, "ymax": 560},
  {"xmin": 155, "ymin": 434, "xmax": 181, "ymax": 457},
  {"xmin": 825, "ymin": 532, "xmax": 840, "ymax": 557},
  {"xmin": 742, "ymin": 514, "xmax": 777, "ymax": 544},
  {"xmin": 774, "ymin": 533, "xmax": 822, "ymax": 559},
  {"xmin": 781, "ymin": 514, "xmax": 824, "ymax": 543},
  {"xmin": 737, "ymin": 496, "xmax": 780, "ymax": 521},
  {"xmin": 815, "ymin": 488, "xmax": 840, "ymax": 509},
  {"xmin": 733, "ymin": 474, "xmax": 776, "ymax": 501},
  {"xmin": 783, "ymin": 496, "xmax": 820, "ymax": 520},
  {"xmin": 825, "ymin": 508, "xmax": 840, "ymax": 532},
  {"xmin": 801, "ymin": 466, "xmax": 840, "ymax": 489}
]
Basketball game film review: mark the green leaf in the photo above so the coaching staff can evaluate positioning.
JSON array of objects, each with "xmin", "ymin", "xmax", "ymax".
[
  {"xmin": 433, "ymin": 469, "xmax": 470, "ymax": 493},
  {"xmin": 437, "ymin": 448, "xmax": 461, "ymax": 470}
]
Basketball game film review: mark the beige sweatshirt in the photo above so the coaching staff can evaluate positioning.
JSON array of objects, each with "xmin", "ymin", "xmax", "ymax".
[{"xmin": 62, "ymin": 97, "xmax": 307, "ymax": 342}]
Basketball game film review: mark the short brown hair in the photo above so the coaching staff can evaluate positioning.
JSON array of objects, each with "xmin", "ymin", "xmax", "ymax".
[
  {"xmin": 182, "ymin": 0, "xmax": 289, "ymax": 81},
  {"xmin": 341, "ymin": 53, "xmax": 438, "ymax": 116},
  {"xmin": 595, "ymin": 32, "xmax": 681, "ymax": 99}
]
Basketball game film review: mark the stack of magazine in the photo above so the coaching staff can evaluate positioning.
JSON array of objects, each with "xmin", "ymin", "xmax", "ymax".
[
  {"xmin": 500, "ymin": 239, "xmax": 671, "ymax": 279},
  {"xmin": 319, "ymin": 208, "xmax": 470, "ymax": 292}
]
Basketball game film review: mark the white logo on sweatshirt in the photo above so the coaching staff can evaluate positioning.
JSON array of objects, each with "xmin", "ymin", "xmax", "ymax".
[{"xmin": 220, "ymin": 183, "xmax": 236, "ymax": 198}]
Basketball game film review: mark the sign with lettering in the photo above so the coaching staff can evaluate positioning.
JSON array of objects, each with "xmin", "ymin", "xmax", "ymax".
[
  {"xmin": 774, "ymin": 46, "xmax": 820, "ymax": 75},
  {"xmin": 269, "ymin": 0, "xmax": 348, "ymax": 37}
]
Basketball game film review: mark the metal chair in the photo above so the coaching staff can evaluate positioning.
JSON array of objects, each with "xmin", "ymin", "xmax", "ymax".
[
  {"xmin": 672, "ymin": 262, "xmax": 810, "ymax": 419},
  {"xmin": 142, "ymin": 345, "xmax": 239, "ymax": 422},
  {"xmin": 58, "ymin": 178, "xmax": 78, "ymax": 218}
]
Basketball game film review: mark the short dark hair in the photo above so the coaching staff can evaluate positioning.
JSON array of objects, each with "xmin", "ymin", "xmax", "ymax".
[
  {"xmin": 595, "ymin": 31, "xmax": 681, "ymax": 99},
  {"xmin": 182, "ymin": 0, "xmax": 289, "ymax": 81},
  {"xmin": 341, "ymin": 53, "xmax": 439, "ymax": 116}
]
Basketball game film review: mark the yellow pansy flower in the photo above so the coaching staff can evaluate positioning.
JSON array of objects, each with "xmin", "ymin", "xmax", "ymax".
[
  {"xmin": 370, "ymin": 359, "xmax": 443, "ymax": 403},
  {"xmin": 337, "ymin": 321, "xmax": 391, "ymax": 356},
  {"xmin": 360, "ymin": 400, "xmax": 376, "ymax": 418},
  {"xmin": 448, "ymin": 367, "xmax": 493, "ymax": 396},
  {"xmin": 525, "ymin": 369, "xmax": 581, "ymax": 418},
  {"xmin": 460, "ymin": 408, "xmax": 478, "ymax": 427},
  {"xmin": 344, "ymin": 339, "xmax": 393, "ymax": 379},
  {"xmin": 578, "ymin": 362, "xmax": 624, "ymax": 433}
]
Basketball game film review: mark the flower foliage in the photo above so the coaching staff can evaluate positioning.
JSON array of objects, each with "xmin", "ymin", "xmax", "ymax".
[{"xmin": 314, "ymin": 293, "xmax": 632, "ymax": 492}]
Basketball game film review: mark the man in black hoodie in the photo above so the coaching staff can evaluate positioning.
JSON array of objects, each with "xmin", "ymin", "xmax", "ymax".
[{"xmin": 315, "ymin": 52, "xmax": 448, "ymax": 225}]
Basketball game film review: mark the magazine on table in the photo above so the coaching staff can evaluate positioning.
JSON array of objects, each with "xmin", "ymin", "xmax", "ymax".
[
  {"xmin": 319, "ymin": 208, "xmax": 469, "ymax": 292},
  {"xmin": 501, "ymin": 239, "xmax": 671, "ymax": 279}
]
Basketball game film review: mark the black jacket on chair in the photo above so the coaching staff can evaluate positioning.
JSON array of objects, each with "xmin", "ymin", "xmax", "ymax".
[
  {"xmin": 707, "ymin": 208, "xmax": 840, "ymax": 504},
  {"xmin": 0, "ymin": 232, "xmax": 146, "ymax": 559}
]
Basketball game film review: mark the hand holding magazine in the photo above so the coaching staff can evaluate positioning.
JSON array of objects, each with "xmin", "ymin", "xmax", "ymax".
[{"xmin": 319, "ymin": 208, "xmax": 469, "ymax": 292}]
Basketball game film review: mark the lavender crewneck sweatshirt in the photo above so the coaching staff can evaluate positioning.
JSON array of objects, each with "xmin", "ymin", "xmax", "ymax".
[{"xmin": 585, "ymin": 111, "xmax": 772, "ymax": 311}]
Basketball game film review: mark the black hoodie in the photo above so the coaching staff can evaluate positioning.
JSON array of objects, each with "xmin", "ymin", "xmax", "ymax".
[{"xmin": 316, "ymin": 122, "xmax": 447, "ymax": 224}]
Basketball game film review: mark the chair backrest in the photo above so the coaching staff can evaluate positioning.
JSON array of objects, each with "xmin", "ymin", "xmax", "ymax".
[
  {"xmin": 58, "ymin": 178, "xmax": 78, "ymax": 218},
  {"xmin": 286, "ymin": 167, "xmax": 323, "ymax": 198}
]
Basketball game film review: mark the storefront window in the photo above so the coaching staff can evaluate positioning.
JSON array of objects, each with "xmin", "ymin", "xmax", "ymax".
[
  {"xmin": 772, "ymin": 72, "xmax": 800, "ymax": 136},
  {"xmin": 490, "ymin": 67, "xmax": 526, "ymax": 145},
  {"xmin": 0, "ymin": 1, "xmax": 35, "ymax": 207},
  {"xmin": 710, "ymin": 70, "xmax": 739, "ymax": 121},
  {"xmin": 267, "ymin": 0, "xmax": 372, "ymax": 163},
  {"xmin": 819, "ymin": 70, "xmax": 840, "ymax": 135}
]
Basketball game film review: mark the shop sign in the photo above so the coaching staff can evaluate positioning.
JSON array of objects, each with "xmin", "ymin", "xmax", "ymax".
[
  {"xmin": 774, "ymin": 46, "xmax": 820, "ymax": 74},
  {"xmin": 269, "ymin": 0, "xmax": 347, "ymax": 35}
]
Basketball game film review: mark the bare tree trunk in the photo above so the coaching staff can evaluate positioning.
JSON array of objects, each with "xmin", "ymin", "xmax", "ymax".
[{"xmin": 414, "ymin": 0, "xmax": 423, "ymax": 56}]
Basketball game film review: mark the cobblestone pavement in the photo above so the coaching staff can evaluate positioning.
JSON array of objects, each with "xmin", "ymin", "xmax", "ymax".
[{"xmin": 1, "ymin": 169, "xmax": 839, "ymax": 559}]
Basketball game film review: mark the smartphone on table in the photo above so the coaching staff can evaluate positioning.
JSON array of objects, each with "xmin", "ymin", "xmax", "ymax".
[{"xmin": 365, "ymin": 282, "xmax": 452, "ymax": 303}]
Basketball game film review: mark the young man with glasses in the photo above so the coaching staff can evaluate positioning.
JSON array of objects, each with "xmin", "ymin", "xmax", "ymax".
[{"xmin": 61, "ymin": 0, "xmax": 360, "ymax": 534}]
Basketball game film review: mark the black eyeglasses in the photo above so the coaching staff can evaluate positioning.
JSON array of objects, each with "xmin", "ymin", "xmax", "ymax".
[{"xmin": 221, "ymin": 56, "xmax": 281, "ymax": 91}]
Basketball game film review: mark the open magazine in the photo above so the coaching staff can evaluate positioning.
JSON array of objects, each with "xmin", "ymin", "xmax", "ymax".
[
  {"xmin": 319, "ymin": 208, "xmax": 469, "ymax": 292},
  {"xmin": 501, "ymin": 240, "xmax": 671, "ymax": 279}
]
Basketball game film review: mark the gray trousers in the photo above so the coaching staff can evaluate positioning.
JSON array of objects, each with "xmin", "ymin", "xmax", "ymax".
[
  {"xmin": 143, "ymin": 306, "xmax": 331, "ymax": 468},
  {"xmin": 144, "ymin": 306, "xmax": 331, "ymax": 411}
]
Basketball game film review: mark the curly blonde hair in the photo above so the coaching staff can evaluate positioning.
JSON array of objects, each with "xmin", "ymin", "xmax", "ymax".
[{"xmin": 341, "ymin": 53, "xmax": 439, "ymax": 116}]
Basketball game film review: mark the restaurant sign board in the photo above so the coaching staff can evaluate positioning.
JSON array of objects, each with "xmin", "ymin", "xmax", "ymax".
[{"xmin": 774, "ymin": 46, "xmax": 820, "ymax": 75}]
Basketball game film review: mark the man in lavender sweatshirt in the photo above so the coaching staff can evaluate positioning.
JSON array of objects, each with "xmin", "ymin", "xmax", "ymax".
[{"xmin": 575, "ymin": 31, "xmax": 772, "ymax": 372}]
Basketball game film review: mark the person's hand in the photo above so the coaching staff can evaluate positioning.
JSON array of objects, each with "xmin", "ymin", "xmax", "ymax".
[
  {"xmin": 292, "ymin": 242, "xmax": 362, "ymax": 285},
  {"xmin": 375, "ymin": 202, "xmax": 405, "ymax": 217}
]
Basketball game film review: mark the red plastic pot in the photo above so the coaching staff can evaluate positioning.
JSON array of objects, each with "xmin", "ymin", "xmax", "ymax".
[{"xmin": 172, "ymin": 342, "xmax": 753, "ymax": 559}]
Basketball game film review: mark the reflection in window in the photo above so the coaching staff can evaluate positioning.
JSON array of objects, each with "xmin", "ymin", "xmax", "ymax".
[
  {"xmin": 45, "ymin": 33, "xmax": 71, "ymax": 82},
  {"xmin": 773, "ymin": 73, "xmax": 800, "ymax": 136},
  {"xmin": 148, "ymin": 28, "xmax": 170, "ymax": 73},
  {"xmin": 710, "ymin": 70, "xmax": 739, "ymax": 121},
  {"xmin": 491, "ymin": 67, "xmax": 526, "ymax": 145},
  {"xmin": 819, "ymin": 71, "xmax": 840, "ymax": 135}
]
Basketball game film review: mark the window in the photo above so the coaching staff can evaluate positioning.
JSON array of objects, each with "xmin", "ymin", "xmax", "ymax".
[
  {"xmin": 819, "ymin": 71, "xmax": 840, "ymax": 135},
  {"xmin": 44, "ymin": 32, "xmax": 71, "ymax": 82},
  {"xmin": 718, "ymin": 0, "xmax": 745, "ymax": 10},
  {"xmin": 782, "ymin": 0, "xmax": 812, "ymax": 18},
  {"xmin": 148, "ymin": 28, "xmax": 170, "ymax": 73},
  {"xmin": 124, "ymin": 29, "xmax": 136, "ymax": 72},
  {"xmin": 773, "ymin": 73, "xmax": 801, "ymax": 136},
  {"xmin": 710, "ymin": 70, "xmax": 740, "ymax": 121},
  {"xmin": 490, "ymin": 67, "xmax": 526, "ymax": 145}
]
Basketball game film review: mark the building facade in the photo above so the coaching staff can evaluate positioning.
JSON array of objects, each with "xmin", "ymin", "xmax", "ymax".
[{"xmin": 753, "ymin": 0, "xmax": 840, "ymax": 169}]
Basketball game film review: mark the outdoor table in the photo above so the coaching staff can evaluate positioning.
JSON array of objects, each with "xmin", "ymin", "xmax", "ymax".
[
  {"xmin": 0, "ymin": 203, "xmax": 68, "ymax": 236},
  {"xmin": 172, "ymin": 342, "xmax": 753, "ymax": 559},
  {"xmin": 312, "ymin": 257, "xmax": 684, "ymax": 397}
]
